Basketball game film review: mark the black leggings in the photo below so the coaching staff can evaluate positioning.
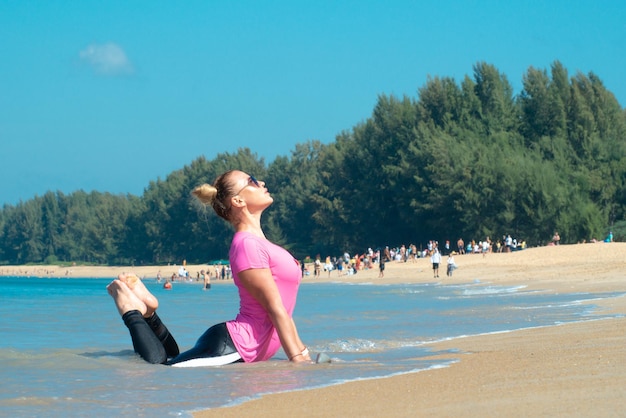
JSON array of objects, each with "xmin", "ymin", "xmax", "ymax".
[{"xmin": 122, "ymin": 310, "xmax": 240, "ymax": 365}]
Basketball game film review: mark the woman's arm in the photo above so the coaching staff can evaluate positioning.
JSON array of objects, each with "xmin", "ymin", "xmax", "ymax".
[{"xmin": 237, "ymin": 268, "xmax": 311, "ymax": 363}]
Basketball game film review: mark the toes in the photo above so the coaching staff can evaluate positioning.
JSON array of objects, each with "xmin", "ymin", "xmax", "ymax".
[{"xmin": 118, "ymin": 273, "xmax": 139, "ymax": 288}]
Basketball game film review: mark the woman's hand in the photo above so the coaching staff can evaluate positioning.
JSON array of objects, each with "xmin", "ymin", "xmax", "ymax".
[{"xmin": 289, "ymin": 346, "xmax": 312, "ymax": 363}]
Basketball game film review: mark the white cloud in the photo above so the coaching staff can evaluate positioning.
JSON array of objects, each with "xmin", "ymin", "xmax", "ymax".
[{"xmin": 79, "ymin": 42, "xmax": 134, "ymax": 76}]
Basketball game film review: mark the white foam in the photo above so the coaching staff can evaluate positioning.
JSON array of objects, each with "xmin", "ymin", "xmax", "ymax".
[
  {"xmin": 462, "ymin": 285, "xmax": 527, "ymax": 296},
  {"xmin": 171, "ymin": 352, "xmax": 242, "ymax": 368}
]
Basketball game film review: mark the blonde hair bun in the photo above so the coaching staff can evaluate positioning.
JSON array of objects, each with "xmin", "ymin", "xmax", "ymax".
[{"xmin": 192, "ymin": 184, "xmax": 218, "ymax": 205}]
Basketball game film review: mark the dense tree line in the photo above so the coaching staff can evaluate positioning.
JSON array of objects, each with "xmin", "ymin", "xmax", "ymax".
[{"xmin": 1, "ymin": 62, "xmax": 625, "ymax": 265}]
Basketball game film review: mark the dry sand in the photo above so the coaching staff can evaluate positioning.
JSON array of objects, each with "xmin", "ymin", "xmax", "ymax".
[{"xmin": 2, "ymin": 243, "xmax": 625, "ymax": 417}]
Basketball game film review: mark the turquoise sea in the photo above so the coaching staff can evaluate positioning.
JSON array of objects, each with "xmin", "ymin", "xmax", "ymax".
[{"xmin": 0, "ymin": 276, "xmax": 622, "ymax": 417}]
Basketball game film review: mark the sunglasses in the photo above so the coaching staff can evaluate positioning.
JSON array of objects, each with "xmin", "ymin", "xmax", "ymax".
[{"xmin": 234, "ymin": 175, "xmax": 261, "ymax": 196}]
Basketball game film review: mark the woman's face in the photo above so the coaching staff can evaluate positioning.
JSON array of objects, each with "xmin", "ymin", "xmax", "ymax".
[{"xmin": 229, "ymin": 170, "xmax": 273, "ymax": 211}]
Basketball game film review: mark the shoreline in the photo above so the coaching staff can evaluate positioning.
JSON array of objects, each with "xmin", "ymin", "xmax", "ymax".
[
  {"xmin": 2, "ymin": 243, "xmax": 625, "ymax": 416},
  {"xmin": 195, "ymin": 315, "xmax": 625, "ymax": 418}
]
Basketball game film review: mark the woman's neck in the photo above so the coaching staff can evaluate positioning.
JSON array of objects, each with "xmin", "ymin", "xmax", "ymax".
[
  {"xmin": 234, "ymin": 214, "xmax": 265, "ymax": 238},
  {"xmin": 236, "ymin": 224, "xmax": 265, "ymax": 237}
]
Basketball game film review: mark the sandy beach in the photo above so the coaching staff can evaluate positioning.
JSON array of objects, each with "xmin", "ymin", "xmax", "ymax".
[
  {"xmin": 2, "ymin": 243, "xmax": 625, "ymax": 417},
  {"xmin": 196, "ymin": 243, "xmax": 626, "ymax": 418}
]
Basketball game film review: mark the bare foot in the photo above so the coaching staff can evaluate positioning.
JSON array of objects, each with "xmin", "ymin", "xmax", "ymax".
[
  {"xmin": 107, "ymin": 280, "xmax": 147, "ymax": 317},
  {"xmin": 118, "ymin": 273, "xmax": 159, "ymax": 317}
]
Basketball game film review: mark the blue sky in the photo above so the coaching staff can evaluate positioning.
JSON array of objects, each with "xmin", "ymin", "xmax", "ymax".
[{"xmin": 1, "ymin": 1, "xmax": 625, "ymax": 206}]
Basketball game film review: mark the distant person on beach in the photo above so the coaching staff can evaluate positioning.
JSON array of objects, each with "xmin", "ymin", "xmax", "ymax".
[
  {"xmin": 314, "ymin": 255, "xmax": 321, "ymax": 278},
  {"xmin": 324, "ymin": 256, "xmax": 334, "ymax": 277},
  {"xmin": 378, "ymin": 257, "xmax": 385, "ymax": 278},
  {"xmin": 482, "ymin": 239, "xmax": 490, "ymax": 258},
  {"xmin": 505, "ymin": 234, "xmax": 513, "ymax": 252},
  {"xmin": 431, "ymin": 248, "xmax": 442, "ymax": 278},
  {"xmin": 447, "ymin": 253, "xmax": 457, "ymax": 277},
  {"xmin": 337, "ymin": 258, "xmax": 344, "ymax": 276},
  {"xmin": 107, "ymin": 170, "xmax": 311, "ymax": 365},
  {"xmin": 552, "ymin": 232, "xmax": 561, "ymax": 246},
  {"xmin": 457, "ymin": 238, "xmax": 465, "ymax": 255},
  {"xmin": 201, "ymin": 269, "xmax": 210, "ymax": 290}
]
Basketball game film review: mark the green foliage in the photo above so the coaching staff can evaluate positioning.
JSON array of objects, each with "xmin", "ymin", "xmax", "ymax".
[
  {"xmin": 611, "ymin": 220, "xmax": 626, "ymax": 242},
  {"xmin": 0, "ymin": 62, "xmax": 624, "ymax": 265},
  {"xmin": 128, "ymin": 149, "xmax": 267, "ymax": 264}
]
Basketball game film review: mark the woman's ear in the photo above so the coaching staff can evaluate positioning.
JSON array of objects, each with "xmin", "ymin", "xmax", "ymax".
[{"xmin": 231, "ymin": 196, "xmax": 245, "ymax": 208}]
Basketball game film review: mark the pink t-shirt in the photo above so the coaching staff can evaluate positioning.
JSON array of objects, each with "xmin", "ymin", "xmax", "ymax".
[{"xmin": 226, "ymin": 232, "xmax": 302, "ymax": 362}]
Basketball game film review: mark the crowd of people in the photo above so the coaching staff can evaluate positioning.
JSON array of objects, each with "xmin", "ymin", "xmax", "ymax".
[
  {"xmin": 306, "ymin": 233, "xmax": 533, "ymax": 281},
  {"xmin": 146, "ymin": 232, "xmax": 541, "ymax": 288},
  {"xmin": 153, "ymin": 230, "xmax": 615, "ymax": 288},
  {"xmin": 155, "ymin": 264, "xmax": 233, "ymax": 287}
]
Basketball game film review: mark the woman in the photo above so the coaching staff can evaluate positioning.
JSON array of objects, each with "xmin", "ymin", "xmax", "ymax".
[{"xmin": 107, "ymin": 170, "xmax": 311, "ymax": 366}]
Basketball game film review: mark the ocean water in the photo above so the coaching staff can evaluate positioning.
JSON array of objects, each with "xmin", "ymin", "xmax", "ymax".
[{"xmin": 0, "ymin": 276, "xmax": 622, "ymax": 417}]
